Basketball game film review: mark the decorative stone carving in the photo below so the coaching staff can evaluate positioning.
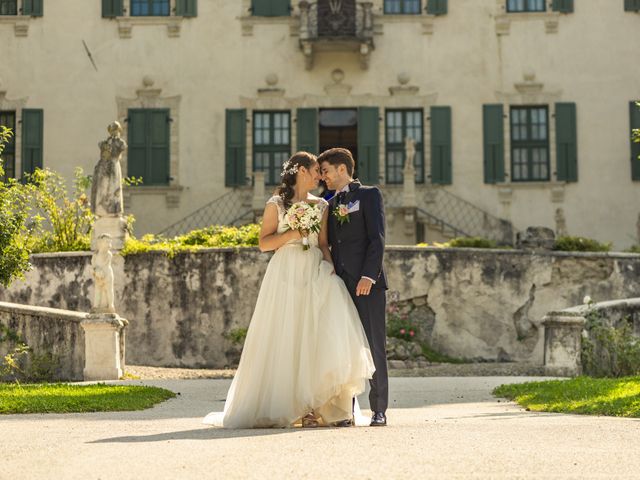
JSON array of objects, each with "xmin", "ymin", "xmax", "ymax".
[
  {"xmin": 389, "ymin": 73, "xmax": 420, "ymax": 96},
  {"xmin": 555, "ymin": 208, "xmax": 567, "ymax": 237},
  {"xmin": 258, "ymin": 73, "xmax": 285, "ymax": 97},
  {"xmin": 91, "ymin": 122, "xmax": 129, "ymax": 250},
  {"xmin": 516, "ymin": 226, "xmax": 555, "ymax": 250},
  {"xmin": 91, "ymin": 234, "xmax": 116, "ymax": 314},
  {"xmin": 324, "ymin": 69, "xmax": 353, "ymax": 95}
]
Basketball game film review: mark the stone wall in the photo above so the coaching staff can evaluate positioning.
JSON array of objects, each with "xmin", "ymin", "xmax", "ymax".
[
  {"xmin": 0, "ymin": 302, "xmax": 86, "ymax": 381},
  {"xmin": 1, "ymin": 248, "xmax": 639, "ymax": 368}
]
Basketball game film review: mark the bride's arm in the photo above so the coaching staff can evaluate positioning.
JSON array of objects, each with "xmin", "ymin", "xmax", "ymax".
[
  {"xmin": 258, "ymin": 203, "xmax": 300, "ymax": 252},
  {"xmin": 318, "ymin": 207, "xmax": 334, "ymax": 266}
]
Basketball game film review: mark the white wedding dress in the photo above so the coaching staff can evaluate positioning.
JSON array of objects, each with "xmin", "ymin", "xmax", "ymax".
[{"xmin": 203, "ymin": 196, "xmax": 375, "ymax": 428}]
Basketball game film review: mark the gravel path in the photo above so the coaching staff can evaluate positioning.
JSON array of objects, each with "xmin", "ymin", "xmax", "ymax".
[{"xmin": 125, "ymin": 362, "xmax": 547, "ymax": 380}]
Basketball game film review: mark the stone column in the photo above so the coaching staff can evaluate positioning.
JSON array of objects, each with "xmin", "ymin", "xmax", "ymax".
[
  {"xmin": 252, "ymin": 171, "xmax": 267, "ymax": 221},
  {"xmin": 542, "ymin": 311, "xmax": 586, "ymax": 377},
  {"xmin": 81, "ymin": 314, "xmax": 128, "ymax": 381}
]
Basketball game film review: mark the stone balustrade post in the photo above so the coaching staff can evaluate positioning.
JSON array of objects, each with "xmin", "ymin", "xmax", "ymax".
[{"xmin": 542, "ymin": 311, "xmax": 586, "ymax": 377}]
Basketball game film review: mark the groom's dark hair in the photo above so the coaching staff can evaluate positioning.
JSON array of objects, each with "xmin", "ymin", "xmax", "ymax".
[{"xmin": 317, "ymin": 148, "xmax": 355, "ymax": 177}]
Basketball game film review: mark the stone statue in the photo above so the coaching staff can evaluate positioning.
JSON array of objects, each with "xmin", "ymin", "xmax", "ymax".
[
  {"xmin": 91, "ymin": 122, "xmax": 126, "ymax": 217},
  {"xmin": 555, "ymin": 208, "xmax": 567, "ymax": 237},
  {"xmin": 91, "ymin": 233, "xmax": 115, "ymax": 314},
  {"xmin": 90, "ymin": 121, "xmax": 129, "ymax": 250},
  {"xmin": 404, "ymin": 136, "xmax": 416, "ymax": 173}
]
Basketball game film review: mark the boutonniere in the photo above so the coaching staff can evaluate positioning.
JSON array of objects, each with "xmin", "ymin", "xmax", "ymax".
[{"xmin": 333, "ymin": 203, "xmax": 350, "ymax": 225}]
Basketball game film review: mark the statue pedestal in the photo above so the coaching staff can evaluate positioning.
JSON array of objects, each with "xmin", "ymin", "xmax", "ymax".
[
  {"xmin": 81, "ymin": 313, "xmax": 128, "ymax": 381},
  {"xmin": 91, "ymin": 217, "xmax": 128, "ymax": 250}
]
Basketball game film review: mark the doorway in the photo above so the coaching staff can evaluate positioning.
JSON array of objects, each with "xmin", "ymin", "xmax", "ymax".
[{"xmin": 318, "ymin": 108, "xmax": 358, "ymax": 195}]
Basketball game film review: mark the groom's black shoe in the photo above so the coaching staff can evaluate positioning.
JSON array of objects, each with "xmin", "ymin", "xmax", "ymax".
[
  {"xmin": 370, "ymin": 412, "xmax": 387, "ymax": 427},
  {"xmin": 332, "ymin": 418, "xmax": 353, "ymax": 428}
]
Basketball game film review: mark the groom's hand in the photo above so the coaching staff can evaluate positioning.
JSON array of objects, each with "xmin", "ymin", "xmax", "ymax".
[{"xmin": 355, "ymin": 277, "xmax": 373, "ymax": 296}]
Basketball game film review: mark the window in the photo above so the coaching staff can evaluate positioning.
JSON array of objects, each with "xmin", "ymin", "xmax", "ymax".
[
  {"xmin": 253, "ymin": 111, "xmax": 291, "ymax": 186},
  {"xmin": 0, "ymin": 111, "xmax": 16, "ymax": 180},
  {"xmin": 385, "ymin": 109, "xmax": 424, "ymax": 184},
  {"xmin": 384, "ymin": 0, "xmax": 421, "ymax": 14},
  {"xmin": 510, "ymin": 106, "xmax": 549, "ymax": 181},
  {"xmin": 251, "ymin": 0, "xmax": 290, "ymax": 17},
  {"xmin": 507, "ymin": 0, "xmax": 545, "ymax": 12},
  {"xmin": 127, "ymin": 109, "xmax": 171, "ymax": 185},
  {"xmin": 0, "ymin": 0, "xmax": 17, "ymax": 15},
  {"xmin": 131, "ymin": 0, "xmax": 169, "ymax": 16}
]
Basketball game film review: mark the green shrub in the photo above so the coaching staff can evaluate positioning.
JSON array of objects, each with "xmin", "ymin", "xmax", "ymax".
[
  {"xmin": 553, "ymin": 235, "xmax": 611, "ymax": 252},
  {"xmin": 120, "ymin": 224, "xmax": 261, "ymax": 258},
  {"xmin": 581, "ymin": 306, "xmax": 640, "ymax": 378},
  {"xmin": 28, "ymin": 167, "xmax": 93, "ymax": 253},
  {"xmin": 626, "ymin": 245, "xmax": 640, "ymax": 254},
  {"xmin": 448, "ymin": 236, "xmax": 497, "ymax": 249},
  {"xmin": 224, "ymin": 328, "xmax": 248, "ymax": 346}
]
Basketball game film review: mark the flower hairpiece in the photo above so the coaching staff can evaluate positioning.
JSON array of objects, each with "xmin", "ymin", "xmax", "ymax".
[{"xmin": 280, "ymin": 160, "xmax": 299, "ymax": 177}]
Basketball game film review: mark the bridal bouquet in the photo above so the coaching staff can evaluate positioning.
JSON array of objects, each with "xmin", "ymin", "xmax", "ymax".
[{"xmin": 284, "ymin": 202, "xmax": 322, "ymax": 250}]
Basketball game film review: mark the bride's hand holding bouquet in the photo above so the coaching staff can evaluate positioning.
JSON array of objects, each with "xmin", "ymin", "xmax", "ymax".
[{"xmin": 284, "ymin": 202, "xmax": 322, "ymax": 250}]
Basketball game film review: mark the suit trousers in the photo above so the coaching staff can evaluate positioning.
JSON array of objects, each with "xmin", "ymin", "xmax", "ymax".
[{"xmin": 342, "ymin": 274, "xmax": 389, "ymax": 414}]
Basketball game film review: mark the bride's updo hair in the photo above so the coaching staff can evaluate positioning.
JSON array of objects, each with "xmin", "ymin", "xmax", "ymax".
[{"xmin": 276, "ymin": 151, "xmax": 318, "ymax": 209}]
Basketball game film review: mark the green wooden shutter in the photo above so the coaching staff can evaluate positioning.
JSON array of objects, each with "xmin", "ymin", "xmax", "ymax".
[
  {"xmin": 552, "ymin": 0, "xmax": 573, "ymax": 13},
  {"xmin": 430, "ymin": 106, "xmax": 452, "ymax": 185},
  {"xmin": 426, "ymin": 0, "xmax": 447, "ymax": 15},
  {"xmin": 21, "ymin": 109, "xmax": 43, "ymax": 177},
  {"xmin": 296, "ymin": 108, "xmax": 318, "ymax": 154},
  {"xmin": 102, "ymin": 0, "xmax": 123, "ymax": 18},
  {"xmin": 630, "ymin": 101, "xmax": 640, "ymax": 181},
  {"xmin": 625, "ymin": 0, "xmax": 640, "ymax": 12},
  {"xmin": 252, "ymin": 0, "xmax": 290, "ymax": 16},
  {"xmin": 176, "ymin": 0, "xmax": 197, "ymax": 17},
  {"xmin": 555, "ymin": 103, "xmax": 577, "ymax": 182},
  {"xmin": 226, "ymin": 109, "xmax": 247, "ymax": 187},
  {"xmin": 149, "ymin": 110, "xmax": 170, "ymax": 185},
  {"xmin": 357, "ymin": 107, "xmax": 379, "ymax": 185},
  {"xmin": 483, "ymin": 104, "xmax": 505, "ymax": 184},
  {"xmin": 22, "ymin": 0, "xmax": 43, "ymax": 16},
  {"xmin": 127, "ymin": 110, "xmax": 147, "ymax": 181}
]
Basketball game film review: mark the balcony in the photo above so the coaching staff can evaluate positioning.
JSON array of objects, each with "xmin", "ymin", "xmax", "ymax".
[{"xmin": 298, "ymin": 1, "xmax": 374, "ymax": 70}]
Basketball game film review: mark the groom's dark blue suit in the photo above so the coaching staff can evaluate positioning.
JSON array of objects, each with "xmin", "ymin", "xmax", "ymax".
[{"xmin": 328, "ymin": 180, "xmax": 388, "ymax": 415}]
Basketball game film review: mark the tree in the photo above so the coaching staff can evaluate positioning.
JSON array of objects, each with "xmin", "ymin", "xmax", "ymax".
[{"xmin": 0, "ymin": 126, "xmax": 33, "ymax": 287}]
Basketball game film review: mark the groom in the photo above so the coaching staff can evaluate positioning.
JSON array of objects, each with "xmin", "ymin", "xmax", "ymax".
[{"xmin": 318, "ymin": 147, "xmax": 388, "ymax": 427}]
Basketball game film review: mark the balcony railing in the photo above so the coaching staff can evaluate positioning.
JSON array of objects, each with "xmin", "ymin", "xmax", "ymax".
[{"xmin": 298, "ymin": 1, "xmax": 374, "ymax": 69}]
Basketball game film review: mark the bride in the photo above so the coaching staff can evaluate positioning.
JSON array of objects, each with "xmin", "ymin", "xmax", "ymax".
[{"xmin": 203, "ymin": 151, "xmax": 375, "ymax": 428}]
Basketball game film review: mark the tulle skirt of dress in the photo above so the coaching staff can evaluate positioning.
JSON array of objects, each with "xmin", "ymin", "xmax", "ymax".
[{"xmin": 203, "ymin": 243, "xmax": 375, "ymax": 428}]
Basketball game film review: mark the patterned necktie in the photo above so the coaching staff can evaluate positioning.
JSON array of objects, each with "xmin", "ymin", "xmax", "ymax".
[{"xmin": 336, "ymin": 191, "xmax": 347, "ymax": 204}]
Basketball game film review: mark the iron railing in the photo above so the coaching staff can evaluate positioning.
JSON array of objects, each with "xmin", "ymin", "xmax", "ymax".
[
  {"xmin": 299, "ymin": 1, "xmax": 374, "ymax": 41},
  {"xmin": 383, "ymin": 186, "xmax": 516, "ymax": 244},
  {"xmin": 158, "ymin": 190, "xmax": 253, "ymax": 237}
]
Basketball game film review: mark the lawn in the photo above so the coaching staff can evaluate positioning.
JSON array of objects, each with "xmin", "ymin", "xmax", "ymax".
[
  {"xmin": 0, "ymin": 383, "xmax": 176, "ymax": 414},
  {"xmin": 493, "ymin": 376, "xmax": 640, "ymax": 418}
]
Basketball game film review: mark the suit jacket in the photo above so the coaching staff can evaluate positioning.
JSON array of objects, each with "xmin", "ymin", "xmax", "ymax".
[{"xmin": 328, "ymin": 181, "xmax": 388, "ymax": 290}]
